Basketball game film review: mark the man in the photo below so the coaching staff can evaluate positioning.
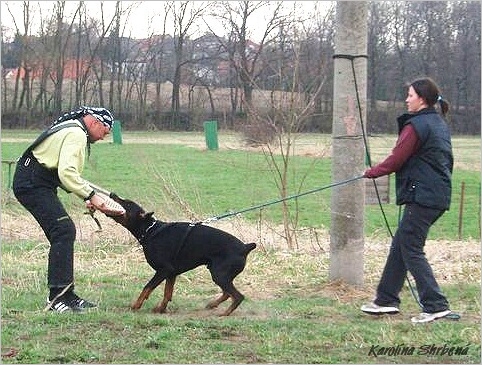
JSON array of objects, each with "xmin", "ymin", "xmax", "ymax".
[{"xmin": 13, "ymin": 106, "xmax": 122, "ymax": 312}]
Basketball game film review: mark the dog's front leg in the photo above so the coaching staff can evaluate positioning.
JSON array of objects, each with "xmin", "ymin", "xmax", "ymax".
[
  {"xmin": 152, "ymin": 275, "xmax": 177, "ymax": 313},
  {"xmin": 131, "ymin": 271, "xmax": 166, "ymax": 310}
]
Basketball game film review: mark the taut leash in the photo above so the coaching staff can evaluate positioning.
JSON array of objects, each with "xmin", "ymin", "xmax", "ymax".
[{"xmin": 200, "ymin": 175, "xmax": 364, "ymax": 224}]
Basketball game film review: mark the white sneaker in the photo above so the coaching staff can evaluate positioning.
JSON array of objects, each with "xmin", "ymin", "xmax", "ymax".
[
  {"xmin": 361, "ymin": 302, "xmax": 400, "ymax": 315},
  {"xmin": 411, "ymin": 310, "xmax": 452, "ymax": 323}
]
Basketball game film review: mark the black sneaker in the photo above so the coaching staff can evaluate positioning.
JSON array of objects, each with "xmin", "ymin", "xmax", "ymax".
[
  {"xmin": 64, "ymin": 291, "xmax": 97, "ymax": 309},
  {"xmin": 47, "ymin": 292, "xmax": 96, "ymax": 312},
  {"xmin": 47, "ymin": 296, "xmax": 83, "ymax": 312}
]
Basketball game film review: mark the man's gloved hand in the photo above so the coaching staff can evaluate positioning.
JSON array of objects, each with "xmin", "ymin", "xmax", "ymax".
[{"xmin": 85, "ymin": 192, "xmax": 125, "ymax": 216}]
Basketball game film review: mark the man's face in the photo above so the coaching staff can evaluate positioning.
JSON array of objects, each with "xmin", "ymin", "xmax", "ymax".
[{"xmin": 85, "ymin": 114, "xmax": 110, "ymax": 142}]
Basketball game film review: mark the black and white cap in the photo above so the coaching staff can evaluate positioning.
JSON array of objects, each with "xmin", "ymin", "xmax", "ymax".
[
  {"xmin": 82, "ymin": 106, "xmax": 114, "ymax": 129},
  {"xmin": 55, "ymin": 106, "xmax": 114, "ymax": 129}
]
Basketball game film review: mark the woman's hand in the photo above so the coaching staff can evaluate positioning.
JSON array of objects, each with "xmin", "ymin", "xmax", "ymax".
[{"xmin": 364, "ymin": 168, "xmax": 378, "ymax": 179}]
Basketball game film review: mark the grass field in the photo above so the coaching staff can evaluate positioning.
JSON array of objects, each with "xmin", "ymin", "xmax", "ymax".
[{"xmin": 1, "ymin": 131, "xmax": 480, "ymax": 363}]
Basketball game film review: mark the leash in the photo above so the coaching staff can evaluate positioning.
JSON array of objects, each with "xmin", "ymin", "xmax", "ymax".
[
  {"xmin": 199, "ymin": 175, "xmax": 365, "ymax": 224},
  {"xmin": 84, "ymin": 209, "xmax": 103, "ymax": 231}
]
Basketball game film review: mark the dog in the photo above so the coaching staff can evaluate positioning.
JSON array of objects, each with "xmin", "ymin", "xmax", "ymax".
[{"xmin": 106, "ymin": 193, "xmax": 257, "ymax": 316}]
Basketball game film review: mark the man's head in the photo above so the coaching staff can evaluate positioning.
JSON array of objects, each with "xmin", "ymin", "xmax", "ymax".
[
  {"xmin": 82, "ymin": 106, "xmax": 114, "ymax": 142},
  {"xmin": 55, "ymin": 106, "xmax": 115, "ymax": 142},
  {"xmin": 83, "ymin": 113, "xmax": 111, "ymax": 142},
  {"xmin": 82, "ymin": 106, "xmax": 114, "ymax": 130},
  {"xmin": 55, "ymin": 106, "xmax": 114, "ymax": 129}
]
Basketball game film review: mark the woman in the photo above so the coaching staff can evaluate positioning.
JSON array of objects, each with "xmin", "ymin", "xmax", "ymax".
[
  {"xmin": 360, "ymin": 77, "xmax": 454, "ymax": 323},
  {"xmin": 13, "ymin": 106, "xmax": 120, "ymax": 312}
]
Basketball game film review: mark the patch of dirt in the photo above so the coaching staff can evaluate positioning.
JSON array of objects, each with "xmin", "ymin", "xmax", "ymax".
[{"xmin": 2, "ymin": 209, "xmax": 479, "ymax": 289}]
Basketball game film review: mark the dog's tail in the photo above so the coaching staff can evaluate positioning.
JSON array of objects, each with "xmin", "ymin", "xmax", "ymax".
[{"xmin": 244, "ymin": 242, "xmax": 257, "ymax": 254}]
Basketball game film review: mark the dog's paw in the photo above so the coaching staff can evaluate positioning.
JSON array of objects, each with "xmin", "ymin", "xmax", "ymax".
[
  {"xmin": 130, "ymin": 304, "xmax": 141, "ymax": 311},
  {"xmin": 205, "ymin": 302, "xmax": 219, "ymax": 310}
]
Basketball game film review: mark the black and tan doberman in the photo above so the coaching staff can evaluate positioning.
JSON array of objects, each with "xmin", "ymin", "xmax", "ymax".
[{"xmin": 107, "ymin": 193, "xmax": 257, "ymax": 316}]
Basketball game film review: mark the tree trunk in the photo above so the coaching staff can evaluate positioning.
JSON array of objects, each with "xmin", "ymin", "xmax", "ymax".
[{"xmin": 329, "ymin": 1, "xmax": 367, "ymax": 286}]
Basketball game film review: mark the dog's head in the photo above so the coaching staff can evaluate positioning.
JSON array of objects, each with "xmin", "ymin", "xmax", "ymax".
[{"xmin": 107, "ymin": 193, "xmax": 156, "ymax": 236}]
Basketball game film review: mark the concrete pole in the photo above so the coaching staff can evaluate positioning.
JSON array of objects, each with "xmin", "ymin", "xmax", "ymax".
[{"xmin": 329, "ymin": 1, "xmax": 368, "ymax": 286}]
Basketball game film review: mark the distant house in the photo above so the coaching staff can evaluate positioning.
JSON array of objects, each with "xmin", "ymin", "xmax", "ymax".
[
  {"xmin": 191, "ymin": 34, "xmax": 261, "ymax": 86},
  {"xmin": 5, "ymin": 58, "xmax": 100, "ymax": 81}
]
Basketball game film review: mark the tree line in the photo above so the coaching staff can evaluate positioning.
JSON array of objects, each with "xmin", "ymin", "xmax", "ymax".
[{"xmin": 1, "ymin": 1, "xmax": 480, "ymax": 135}]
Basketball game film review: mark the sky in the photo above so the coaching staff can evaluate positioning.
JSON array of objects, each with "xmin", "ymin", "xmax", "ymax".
[{"xmin": 1, "ymin": 1, "xmax": 334, "ymax": 42}]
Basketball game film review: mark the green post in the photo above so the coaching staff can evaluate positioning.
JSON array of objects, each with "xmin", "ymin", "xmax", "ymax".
[
  {"xmin": 203, "ymin": 120, "xmax": 219, "ymax": 150},
  {"xmin": 112, "ymin": 120, "xmax": 122, "ymax": 145}
]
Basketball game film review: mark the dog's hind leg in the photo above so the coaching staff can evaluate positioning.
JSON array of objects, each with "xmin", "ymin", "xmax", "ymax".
[
  {"xmin": 219, "ymin": 284, "xmax": 244, "ymax": 316},
  {"xmin": 131, "ymin": 271, "xmax": 167, "ymax": 310},
  {"xmin": 209, "ymin": 277, "xmax": 245, "ymax": 316},
  {"xmin": 206, "ymin": 292, "xmax": 230, "ymax": 310},
  {"xmin": 209, "ymin": 260, "xmax": 246, "ymax": 316},
  {"xmin": 152, "ymin": 275, "xmax": 176, "ymax": 313},
  {"xmin": 206, "ymin": 290, "xmax": 243, "ymax": 316}
]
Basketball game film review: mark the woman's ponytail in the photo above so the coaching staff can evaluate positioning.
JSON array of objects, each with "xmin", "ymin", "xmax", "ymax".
[{"xmin": 437, "ymin": 95, "xmax": 449, "ymax": 116}]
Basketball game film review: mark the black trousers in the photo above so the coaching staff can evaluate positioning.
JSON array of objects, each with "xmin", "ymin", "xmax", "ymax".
[
  {"xmin": 13, "ymin": 153, "xmax": 76, "ymax": 289},
  {"xmin": 374, "ymin": 203, "xmax": 450, "ymax": 313}
]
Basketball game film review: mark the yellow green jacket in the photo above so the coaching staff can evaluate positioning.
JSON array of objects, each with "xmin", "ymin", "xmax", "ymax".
[{"xmin": 32, "ymin": 120, "xmax": 93, "ymax": 199}]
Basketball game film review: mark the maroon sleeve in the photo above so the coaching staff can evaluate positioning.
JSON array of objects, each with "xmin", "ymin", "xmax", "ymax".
[{"xmin": 364, "ymin": 124, "xmax": 420, "ymax": 178}]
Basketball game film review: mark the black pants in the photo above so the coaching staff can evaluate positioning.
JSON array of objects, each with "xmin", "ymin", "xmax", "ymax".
[
  {"xmin": 374, "ymin": 203, "xmax": 450, "ymax": 313},
  {"xmin": 13, "ymin": 153, "xmax": 76, "ymax": 289}
]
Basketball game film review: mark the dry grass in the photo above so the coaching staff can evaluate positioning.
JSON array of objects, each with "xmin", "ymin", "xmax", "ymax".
[
  {"xmin": 112, "ymin": 131, "xmax": 333, "ymax": 159},
  {"xmin": 2, "ymin": 207, "xmax": 479, "ymax": 297}
]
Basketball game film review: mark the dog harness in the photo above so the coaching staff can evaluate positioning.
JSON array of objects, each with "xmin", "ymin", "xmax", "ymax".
[{"xmin": 138, "ymin": 220, "xmax": 200, "ymax": 261}]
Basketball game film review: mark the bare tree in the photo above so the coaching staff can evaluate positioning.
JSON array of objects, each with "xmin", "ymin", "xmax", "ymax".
[
  {"xmin": 1, "ymin": 1, "xmax": 479, "ymax": 134},
  {"xmin": 5, "ymin": 1, "xmax": 32, "ymax": 113},
  {"xmin": 169, "ymin": 1, "xmax": 206, "ymax": 129},
  {"xmin": 391, "ymin": 1, "xmax": 411, "ymax": 103},
  {"xmin": 49, "ymin": 1, "xmax": 82, "ymax": 114},
  {"xmin": 367, "ymin": 2, "xmax": 393, "ymax": 112},
  {"xmin": 244, "ymin": 8, "xmax": 327, "ymax": 249},
  {"xmin": 298, "ymin": 2, "xmax": 336, "ymax": 132},
  {"xmin": 145, "ymin": 2, "xmax": 172, "ymax": 126},
  {"xmin": 449, "ymin": 1, "xmax": 481, "ymax": 118},
  {"xmin": 73, "ymin": 1, "xmax": 116, "ymax": 107},
  {"xmin": 256, "ymin": 74, "xmax": 326, "ymax": 249},
  {"xmin": 208, "ymin": 1, "xmax": 287, "ymax": 115}
]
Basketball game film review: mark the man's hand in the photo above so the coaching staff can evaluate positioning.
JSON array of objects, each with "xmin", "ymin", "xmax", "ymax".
[{"xmin": 85, "ymin": 192, "xmax": 125, "ymax": 216}]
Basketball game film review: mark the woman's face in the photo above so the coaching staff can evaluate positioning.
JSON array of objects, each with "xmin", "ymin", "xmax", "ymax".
[{"xmin": 405, "ymin": 85, "xmax": 427, "ymax": 113}]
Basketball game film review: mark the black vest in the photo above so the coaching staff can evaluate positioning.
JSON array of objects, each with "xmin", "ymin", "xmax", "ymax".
[{"xmin": 395, "ymin": 108, "xmax": 453, "ymax": 210}]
